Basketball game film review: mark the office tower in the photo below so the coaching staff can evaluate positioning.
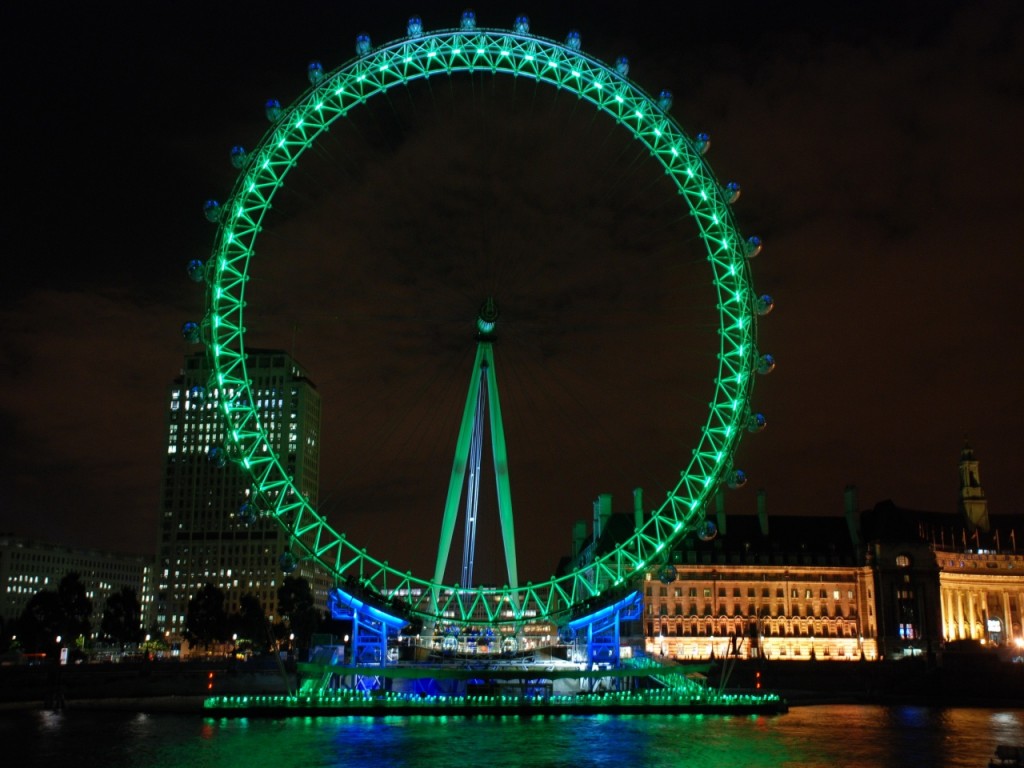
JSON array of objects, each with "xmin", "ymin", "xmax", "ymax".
[{"xmin": 153, "ymin": 350, "xmax": 322, "ymax": 638}]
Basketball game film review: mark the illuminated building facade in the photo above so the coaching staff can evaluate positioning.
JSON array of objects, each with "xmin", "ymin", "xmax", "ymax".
[
  {"xmin": 860, "ymin": 501, "xmax": 944, "ymax": 659},
  {"xmin": 641, "ymin": 492, "xmax": 880, "ymax": 662},
  {"xmin": 938, "ymin": 550, "xmax": 1024, "ymax": 645},
  {"xmin": 0, "ymin": 534, "xmax": 152, "ymax": 634},
  {"xmin": 934, "ymin": 444, "xmax": 1021, "ymax": 646},
  {"xmin": 862, "ymin": 504, "xmax": 1024, "ymax": 657},
  {"xmin": 153, "ymin": 350, "xmax": 325, "ymax": 637},
  {"xmin": 635, "ymin": 447, "xmax": 1023, "ymax": 662},
  {"xmin": 863, "ymin": 445, "xmax": 1023, "ymax": 655}
]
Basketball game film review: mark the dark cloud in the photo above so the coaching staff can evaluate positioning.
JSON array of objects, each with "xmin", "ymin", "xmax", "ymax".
[
  {"xmin": 2, "ymin": 1, "xmax": 1022, "ymax": 581},
  {"xmin": 0, "ymin": 289, "xmax": 186, "ymax": 551}
]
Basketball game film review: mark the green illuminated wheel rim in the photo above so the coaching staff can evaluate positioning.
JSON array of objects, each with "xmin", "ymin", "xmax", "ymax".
[{"xmin": 199, "ymin": 16, "xmax": 768, "ymax": 627}]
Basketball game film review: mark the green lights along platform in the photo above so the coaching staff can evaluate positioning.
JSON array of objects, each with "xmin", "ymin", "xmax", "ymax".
[{"xmin": 203, "ymin": 688, "xmax": 788, "ymax": 718}]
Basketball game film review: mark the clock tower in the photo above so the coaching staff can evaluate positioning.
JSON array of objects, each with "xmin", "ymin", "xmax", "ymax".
[{"xmin": 958, "ymin": 441, "xmax": 990, "ymax": 533}]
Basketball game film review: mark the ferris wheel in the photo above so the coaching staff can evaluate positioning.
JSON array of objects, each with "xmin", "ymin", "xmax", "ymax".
[{"xmin": 185, "ymin": 12, "xmax": 774, "ymax": 629}]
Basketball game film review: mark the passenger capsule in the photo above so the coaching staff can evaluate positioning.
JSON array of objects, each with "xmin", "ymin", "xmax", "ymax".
[
  {"xmin": 757, "ymin": 353, "xmax": 776, "ymax": 375},
  {"xmin": 756, "ymin": 294, "xmax": 775, "ymax": 315},
  {"xmin": 279, "ymin": 550, "xmax": 299, "ymax": 574},
  {"xmin": 307, "ymin": 60, "xmax": 324, "ymax": 85},
  {"xmin": 203, "ymin": 199, "xmax": 221, "ymax": 223},
  {"xmin": 514, "ymin": 15, "xmax": 530, "ymax": 34},
  {"xmin": 745, "ymin": 235, "xmax": 763, "ymax": 258},
  {"xmin": 181, "ymin": 321, "xmax": 201, "ymax": 344},
  {"xmin": 693, "ymin": 132, "xmax": 711, "ymax": 155},
  {"xmin": 658, "ymin": 565, "xmax": 677, "ymax": 585},
  {"xmin": 189, "ymin": 385, "xmax": 205, "ymax": 403},
  {"xmin": 208, "ymin": 447, "xmax": 227, "ymax": 469},
  {"xmin": 566, "ymin": 30, "xmax": 581, "ymax": 50},
  {"xmin": 615, "ymin": 56, "xmax": 629, "ymax": 76},
  {"xmin": 187, "ymin": 259, "xmax": 205, "ymax": 283},
  {"xmin": 747, "ymin": 412, "xmax": 767, "ymax": 433},
  {"xmin": 238, "ymin": 501, "xmax": 258, "ymax": 526},
  {"xmin": 229, "ymin": 145, "xmax": 248, "ymax": 169},
  {"xmin": 728, "ymin": 469, "xmax": 748, "ymax": 489},
  {"xmin": 657, "ymin": 90, "xmax": 673, "ymax": 111},
  {"xmin": 265, "ymin": 99, "xmax": 283, "ymax": 122},
  {"xmin": 724, "ymin": 181, "xmax": 742, "ymax": 203},
  {"xmin": 697, "ymin": 519, "xmax": 718, "ymax": 542},
  {"xmin": 461, "ymin": 10, "xmax": 477, "ymax": 29},
  {"xmin": 407, "ymin": 16, "xmax": 423, "ymax": 37},
  {"xmin": 355, "ymin": 33, "xmax": 372, "ymax": 56}
]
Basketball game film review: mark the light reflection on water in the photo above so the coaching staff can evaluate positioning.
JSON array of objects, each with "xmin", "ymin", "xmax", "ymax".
[{"xmin": 3, "ymin": 705, "xmax": 1020, "ymax": 768}]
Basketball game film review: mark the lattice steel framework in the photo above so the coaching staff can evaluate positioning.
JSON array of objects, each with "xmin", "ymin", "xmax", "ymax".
[{"xmin": 193, "ymin": 17, "xmax": 770, "ymax": 628}]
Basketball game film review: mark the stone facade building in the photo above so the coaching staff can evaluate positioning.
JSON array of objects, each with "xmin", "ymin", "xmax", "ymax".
[{"xmin": 624, "ymin": 446, "xmax": 1022, "ymax": 661}]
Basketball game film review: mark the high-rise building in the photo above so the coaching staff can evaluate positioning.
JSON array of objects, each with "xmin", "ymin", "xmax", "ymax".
[{"xmin": 153, "ymin": 350, "xmax": 323, "ymax": 638}]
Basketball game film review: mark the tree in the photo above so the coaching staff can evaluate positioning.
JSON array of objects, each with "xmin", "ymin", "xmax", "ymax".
[
  {"xmin": 276, "ymin": 576, "xmax": 313, "ymax": 617},
  {"xmin": 186, "ymin": 583, "xmax": 228, "ymax": 648},
  {"xmin": 100, "ymin": 587, "xmax": 144, "ymax": 646},
  {"xmin": 230, "ymin": 593, "xmax": 270, "ymax": 653},
  {"xmin": 16, "ymin": 573, "xmax": 93, "ymax": 657},
  {"xmin": 17, "ymin": 590, "xmax": 63, "ymax": 654},
  {"xmin": 277, "ymin": 576, "xmax": 318, "ymax": 654},
  {"xmin": 57, "ymin": 573, "xmax": 93, "ymax": 644}
]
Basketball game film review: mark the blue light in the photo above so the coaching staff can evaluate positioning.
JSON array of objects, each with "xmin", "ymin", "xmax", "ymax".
[
  {"xmin": 328, "ymin": 586, "xmax": 408, "ymax": 629},
  {"xmin": 567, "ymin": 590, "xmax": 642, "ymax": 632}
]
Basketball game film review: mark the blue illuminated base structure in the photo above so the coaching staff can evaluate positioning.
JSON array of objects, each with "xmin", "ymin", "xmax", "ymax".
[{"xmin": 204, "ymin": 588, "xmax": 787, "ymax": 717}]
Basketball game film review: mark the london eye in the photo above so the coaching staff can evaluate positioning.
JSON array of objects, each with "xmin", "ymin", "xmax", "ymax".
[{"xmin": 185, "ymin": 12, "xmax": 774, "ymax": 633}]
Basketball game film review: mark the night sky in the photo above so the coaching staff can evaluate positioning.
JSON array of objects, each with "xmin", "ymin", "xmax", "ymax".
[{"xmin": 3, "ymin": 1, "xmax": 1022, "ymax": 584}]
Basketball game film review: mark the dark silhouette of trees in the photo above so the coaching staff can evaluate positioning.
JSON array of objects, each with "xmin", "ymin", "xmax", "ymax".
[
  {"xmin": 18, "ymin": 591, "xmax": 63, "ymax": 654},
  {"xmin": 16, "ymin": 573, "xmax": 93, "ymax": 657},
  {"xmin": 229, "ymin": 593, "xmax": 270, "ymax": 653},
  {"xmin": 277, "ymin": 576, "xmax": 318, "ymax": 654},
  {"xmin": 58, "ymin": 573, "xmax": 92, "ymax": 642},
  {"xmin": 100, "ymin": 587, "xmax": 144, "ymax": 646},
  {"xmin": 186, "ymin": 583, "xmax": 228, "ymax": 649}
]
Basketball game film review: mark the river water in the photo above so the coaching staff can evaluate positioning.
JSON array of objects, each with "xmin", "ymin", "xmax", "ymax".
[{"xmin": 5, "ymin": 704, "xmax": 1020, "ymax": 767}]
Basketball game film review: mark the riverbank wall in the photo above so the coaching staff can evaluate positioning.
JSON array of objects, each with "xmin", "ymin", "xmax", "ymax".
[
  {"xmin": 710, "ymin": 654, "xmax": 1024, "ymax": 706},
  {"xmin": 2, "ymin": 653, "xmax": 1021, "ymax": 711}
]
